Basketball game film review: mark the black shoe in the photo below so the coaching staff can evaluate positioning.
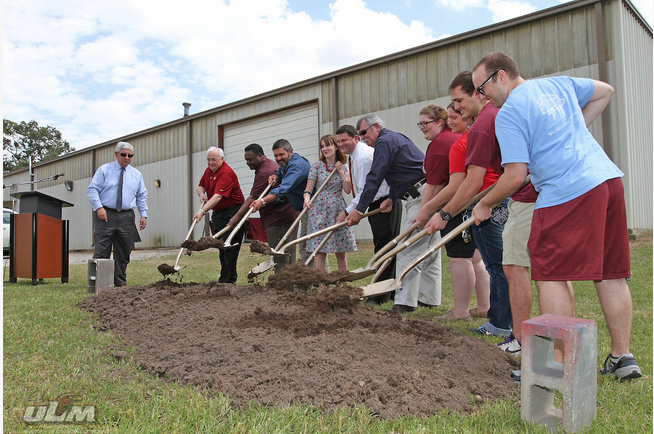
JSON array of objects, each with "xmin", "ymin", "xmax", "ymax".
[
  {"xmin": 417, "ymin": 301, "xmax": 438, "ymax": 309},
  {"xmin": 600, "ymin": 353, "xmax": 642, "ymax": 380},
  {"xmin": 386, "ymin": 304, "xmax": 415, "ymax": 313}
]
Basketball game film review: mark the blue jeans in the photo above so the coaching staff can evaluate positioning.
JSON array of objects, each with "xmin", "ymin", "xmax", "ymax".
[{"xmin": 471, "ymin": 199, "xmax": 512, "ymax": 333}]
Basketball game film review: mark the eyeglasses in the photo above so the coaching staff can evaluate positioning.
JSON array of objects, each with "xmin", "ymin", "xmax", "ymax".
[
  {"xmin": 476, "ymin": 70, "xmax": 501, "ymax": 96},
  {"xmin": 119, "ymin": 152, "xmax": 134, "ymax": 158},
  {"xmin": 416, "ymin": 120, "xmax": 435, "ymax": 128},
  {"xmin": 358, "ymin": 125, "xmax": 375, "ymax": 136}
]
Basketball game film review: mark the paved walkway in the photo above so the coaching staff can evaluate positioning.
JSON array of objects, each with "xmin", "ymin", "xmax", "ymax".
[{"xmin": 69, "ymin": 248, "xmax": 179, "ymax": 265}]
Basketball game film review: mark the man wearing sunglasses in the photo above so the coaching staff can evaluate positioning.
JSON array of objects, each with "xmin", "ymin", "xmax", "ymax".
[
  {"xmin": 87, "ymin": 141, "xmax": 148, "ymax": 289},
  {"xmin": 469, "ymin": 52, "xmax": 640, "ymax": 381}
]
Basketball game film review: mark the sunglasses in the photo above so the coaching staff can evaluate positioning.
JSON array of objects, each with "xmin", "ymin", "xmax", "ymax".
[
  {"xmin": 476, "ymin": 70, "xmax": 501, "ymax": 96},
  {"xmin": 358, "ymin": 125, "xmax": 375, "ymax": 136},
  {"xmin": 119, "ymin": 152, "xmax": 134, "ymax": 158}
]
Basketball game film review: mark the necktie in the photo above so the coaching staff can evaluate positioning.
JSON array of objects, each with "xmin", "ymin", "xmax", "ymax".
[
  {"xmin": 116, "ymin": 167, "xmax": 124, "ymax": 211},
  {"xmin": 349, "ymin": 157, "xmax": 356, "ymax": 198}
]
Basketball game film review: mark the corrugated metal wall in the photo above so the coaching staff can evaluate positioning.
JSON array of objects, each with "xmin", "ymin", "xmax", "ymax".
[
  {"xmin": 611, "ymin": 0, "xmax": 653, "ymax": 231},
  {"xmin": 3, "ymin": 0, "xmax": 651, "ymax": 252}
]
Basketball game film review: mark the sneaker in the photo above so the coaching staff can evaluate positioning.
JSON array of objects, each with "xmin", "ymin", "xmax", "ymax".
[
  {"xmin": 434, "ymin": 309, "xmax": 471, "ymax": 322},
  {"xmin": 600, "ymin": 353, "xmax": 642, "ymax": 380},
  {"xmin": 469, "ymin": 325, "xmax": 493, "ymax": 336},
  {"xmin": 497, "ymin": 333, "xmax": 521, "ymax": 356},
  {"xmin": 469, "ymin": 307, "xmax": 488, "ymax": 318},
  {"xmin": 511, "ymin": 369, "xmax": 521, "ymax": 383}
]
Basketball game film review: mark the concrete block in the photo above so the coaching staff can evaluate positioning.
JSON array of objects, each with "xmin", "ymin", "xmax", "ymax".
[
  {"xmin": 521, "ymin": 314, "xmax": 597, "ymax": 432},
  {"xmin": 87, "ymin": 259, "xmax": 114, "ymax": 294}
]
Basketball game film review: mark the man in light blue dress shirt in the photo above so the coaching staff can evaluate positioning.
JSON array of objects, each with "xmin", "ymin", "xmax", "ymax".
[{"xmin": 87, "ymin": 141, "xmax": 148, "ymax": 288}]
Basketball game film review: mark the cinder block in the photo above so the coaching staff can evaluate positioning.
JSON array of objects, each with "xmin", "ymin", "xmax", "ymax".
[
  {"xmin": 87, "ymin": 259, "xmax": 114, "ymax": 294},
  {"xmin": 521, "ymin": 314, "xmax": 597, "ymax": 432}
]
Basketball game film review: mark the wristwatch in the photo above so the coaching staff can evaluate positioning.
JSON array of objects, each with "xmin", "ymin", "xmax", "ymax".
[
  {"xmin": 439, "ymin": 209, "xmax": 452, "ymax": 221},
  {"xmin": 260, "ymin": 199, "xmax": 266, "ymax": 208}
]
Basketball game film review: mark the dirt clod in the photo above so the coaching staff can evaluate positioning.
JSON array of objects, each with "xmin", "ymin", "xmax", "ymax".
[
  {"xmin": 157, "ymin": 263, "xmax": 177, "ymax": 277},
  {"xmin": 250, "ymin": 240, "xmax": 274, "ymax": 255},
  {"xmin": 181, "ymin": 236, "xmax": 224, "ymax": 251}
]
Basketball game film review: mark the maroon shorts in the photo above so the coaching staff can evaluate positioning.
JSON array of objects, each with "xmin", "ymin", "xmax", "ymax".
[{"xmin": 528, "ymin": 178, "xmax": 630, "ymax": 281}]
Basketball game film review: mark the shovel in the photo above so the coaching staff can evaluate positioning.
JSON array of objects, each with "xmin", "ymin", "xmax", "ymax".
[
  {"xmin": 361, "ymin": 175, "xmax": 532, "ymax": 297},
  {"xmin": 304, "ymin": 229, "xmax": 335, "ymax": 266},
  {"xmin": 170, "ymin": 207, "xmax": 204, "ymax": 272},
  {"xmin": 248, "ymin": 169, "xmax": 338, "ymax": 275},
  {"xmin": 272, "ymin": 207, "xmax": 385, "ymax": 257},
  {"xmin": 336, "ymin": 180, "xmax": 501, "ymax": 282},
  {"xmin": 361, "ymin": 216, "xmax": 476, "ymax": 298},
  {"xmin": 221, "ymin": 183, "xmax": 273, "ymax": 249}
]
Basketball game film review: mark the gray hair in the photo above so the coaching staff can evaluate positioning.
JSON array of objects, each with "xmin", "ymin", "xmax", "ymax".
[
  {"xmin": 356, "ymin": 113, "xmax": 385, "ymax": 130},
  {"xmin": 116, "ymin": 141, "xmax": 134, "ymax": 153},
  {"xmin": 207, "ymin": 146, "xmax": 224, "ymax": 158}
]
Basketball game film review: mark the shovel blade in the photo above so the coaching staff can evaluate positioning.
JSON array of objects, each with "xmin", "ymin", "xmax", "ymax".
[
  {"xmin": 338, "ymin": 267, "xmax": 376, "ymax": 282},
  {"xmin": 173, "ymin": 265, "xmax": 187, "ymax": 272},
  {"xmin": 361, "ymin": 279, "xmax": 401, "ymax": 298},
  {"xmin": 249, "ymin": 260, "xmax": 275, "ymax": 276}
]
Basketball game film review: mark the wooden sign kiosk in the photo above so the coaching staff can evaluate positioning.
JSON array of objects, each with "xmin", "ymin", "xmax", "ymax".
[{"xmin": 9, "ymin": 191, "xmax": 73, "ymax": 285}]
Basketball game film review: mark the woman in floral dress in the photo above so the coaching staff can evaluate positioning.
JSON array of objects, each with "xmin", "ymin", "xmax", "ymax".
[{"xmin": 302, "ymin": 135, "xmax": 357, "ymax": 272}]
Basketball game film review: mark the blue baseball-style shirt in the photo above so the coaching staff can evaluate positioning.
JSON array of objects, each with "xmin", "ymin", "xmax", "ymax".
[
  {"xmin": 87, "ymin": 160, "xmax": 148, "ymax": 217},
  {"xmin": 355, "ymin": 128, "xmax": 425, "ymax": 213},
  {"xmin": 270, "ymin": 152, "xmax": 311, "ymax": 212}
]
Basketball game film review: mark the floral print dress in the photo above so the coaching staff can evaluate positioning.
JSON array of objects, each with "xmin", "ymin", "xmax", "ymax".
[{"xmin": 306, "ymin": 161, "xmax": 357, "ymax": 253}]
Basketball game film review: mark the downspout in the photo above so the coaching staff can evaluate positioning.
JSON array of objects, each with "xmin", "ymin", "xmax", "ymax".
[
  {"xmin": 331, "ymin": 77, "xmax": 339, "ymax": 132},
  {"xmin": 184, "ymin": 103, "xmax": 194, "ymax": 232},
  {"xmin": 594, "ymin": 0, "xmax": 612, "ymax": 160}
]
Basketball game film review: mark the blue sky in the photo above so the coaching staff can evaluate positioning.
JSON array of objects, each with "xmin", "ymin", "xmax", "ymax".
[{"xmin": 3, "ymin": 0, "xmax": 652, "ymax": 152}]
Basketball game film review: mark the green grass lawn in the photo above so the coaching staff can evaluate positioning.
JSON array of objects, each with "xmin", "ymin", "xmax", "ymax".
[{"xmin": 3, "ymin": 236, "xmax": 652, "ymax": 433}]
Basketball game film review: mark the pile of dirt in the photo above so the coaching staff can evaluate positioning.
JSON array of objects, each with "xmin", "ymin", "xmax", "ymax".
[
  {"xmin": 79, "ymin": 278, "xmax": 519, "ymax": 419},
  {"xmin": 181, "ymin": 236, "xmax": 225, "ymax": 251}
]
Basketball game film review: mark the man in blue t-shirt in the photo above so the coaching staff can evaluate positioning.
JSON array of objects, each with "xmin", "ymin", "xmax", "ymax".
[{"xmin": 470, "ymin": 52, "xmax": 640, "ymax": 380}]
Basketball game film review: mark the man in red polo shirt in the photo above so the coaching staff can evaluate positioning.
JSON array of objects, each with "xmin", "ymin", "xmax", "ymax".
[{"xmin": 194, "ymin": 146, "xmax": 245, "ymax": 283}]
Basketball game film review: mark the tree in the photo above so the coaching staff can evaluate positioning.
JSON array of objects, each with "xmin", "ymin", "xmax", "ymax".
[{"xmin": 3, "ymin": 119, "xmax": 76, "ymax": 173}]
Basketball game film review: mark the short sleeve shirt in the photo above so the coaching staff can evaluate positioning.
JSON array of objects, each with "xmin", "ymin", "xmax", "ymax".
[
  {"xmin": 198, "ymin": 162, "xmax": 245, "ymax": 211},
  {"xmin": 422, "ymin": 127, "xmax": 461, "ymax": 186}
]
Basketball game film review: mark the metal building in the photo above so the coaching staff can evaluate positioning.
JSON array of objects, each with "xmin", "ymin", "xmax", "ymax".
[{"xmin": 3, "ymin": 0, "xmax": 652, "ymax": 250}]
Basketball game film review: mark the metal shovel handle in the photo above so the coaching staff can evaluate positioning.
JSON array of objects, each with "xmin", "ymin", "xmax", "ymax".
[
  {"xmin": 223, "ymin": 183, "xmax": 273, "ymax": 246},
  {"xmin": 173, "ymin": 207, "xmax": 203, "ymax": 269},
  {"xmin": 272, "ymin": 169, "xmax": 338, "ymax": 251},
  {"xmin": 277, "ymin": 206, "xmax": 385, "ymax": 254}
]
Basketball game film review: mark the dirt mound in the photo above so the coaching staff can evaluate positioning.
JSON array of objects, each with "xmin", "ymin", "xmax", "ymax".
[
  {"xmin": 79, "ymin": 278, "xmax": 519, "ymax": 419},
  {"xmin": 181, "ymin": 236, "xmax": 224, "ymax": 251}
]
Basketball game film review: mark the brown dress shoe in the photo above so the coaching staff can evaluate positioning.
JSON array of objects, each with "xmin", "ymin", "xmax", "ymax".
[
  {"xmin": 434, "ymin": 309, "xmax": 471, "ymax": 321},
  {"xmin": 469, "ymin": 307, "xmax": 488, "ymax": 318},
  {"xmin": 387, "ymin": 304, "xmax": 415, "ymax": 313}
]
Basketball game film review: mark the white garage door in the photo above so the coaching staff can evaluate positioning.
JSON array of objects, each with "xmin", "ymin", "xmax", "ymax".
[{"xmin": 223, "ymin": 103, "xmax": 320, "ymax": 190}]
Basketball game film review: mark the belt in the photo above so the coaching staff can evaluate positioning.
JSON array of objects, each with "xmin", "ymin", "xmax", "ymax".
[
  {"xmin": 402, "ymin": 178, "xmax": 427, "ymax": 200},
  {"xmin": 103, "ymin": 207, "xmax": 127, "ymax": 213}
]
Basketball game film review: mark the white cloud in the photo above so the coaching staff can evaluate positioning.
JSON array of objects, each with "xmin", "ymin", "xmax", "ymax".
[
  {"xmin": 3, "ymin": 0, "xmax": 436, "ymax": 149},
  {"xmin": 436, "ymin": 0, "xmax": 485, "ymax": 11},
  {"xmin": 488, "ymin": 0, "xmax": 536, "ymax": 22}
]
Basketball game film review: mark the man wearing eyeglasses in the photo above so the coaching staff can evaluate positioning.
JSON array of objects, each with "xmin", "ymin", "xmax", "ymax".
[
  {"xmin": 424, "ymin": 71, "xmax": 537, "ymax": 338},
  {"xmin": 87, "ymin": 141, "xmax": 148, "ymax": 289},
  {"xmin": 469, "ymin": 52, "xmax": 641, "ymax": 380},
  {"xmin": 346, "ymin": 113, "xmax": 440, "ymax": 313}
]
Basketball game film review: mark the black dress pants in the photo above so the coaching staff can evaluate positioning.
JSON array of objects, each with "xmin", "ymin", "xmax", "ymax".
[{"xmin": 211, "ymin": 203, "xmax": 245, "ymax": 283}]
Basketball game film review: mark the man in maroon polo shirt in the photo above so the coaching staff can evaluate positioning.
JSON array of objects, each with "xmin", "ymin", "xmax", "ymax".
[
  {"xmin": 229, "ymin": 143, "xmax": 299, "ymax": 273},
  {"xmin": 194, "ymin": 146, "xmax": 245, "ymax": 283}
]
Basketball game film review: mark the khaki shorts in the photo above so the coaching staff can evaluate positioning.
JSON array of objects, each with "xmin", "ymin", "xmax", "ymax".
[{"xmin": 502, "ymin": 199, "xmax": 535, "ymax": 267}]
